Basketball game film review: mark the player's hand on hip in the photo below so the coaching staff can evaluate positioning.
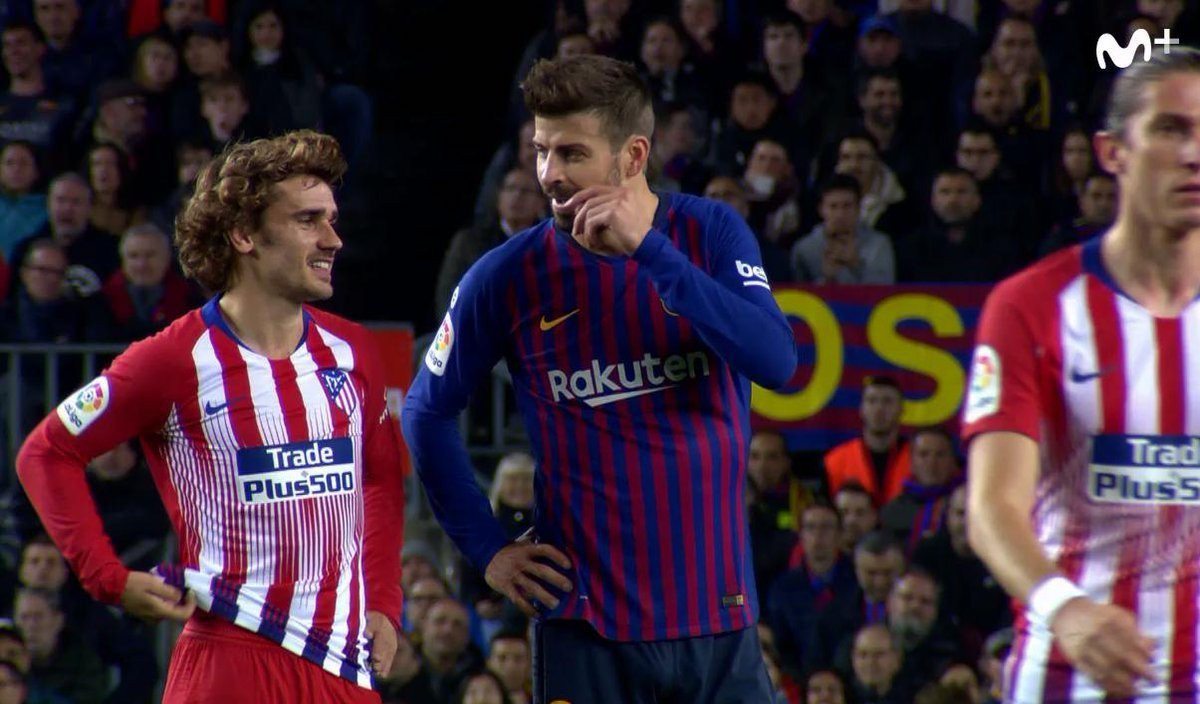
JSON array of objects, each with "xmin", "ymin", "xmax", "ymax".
[
  {"xmin": 564, "ymin": 186, "xmax": 653, "ymax": 255},
  {"xmin": 485, "ymin": 542, "xmax": 573, "ymax": 617},
  {"xmin": 120, "ymin": 571, "xmax": 196, "ymax": 623},
  {"xmin": 1051, "ymin": 597, "xmax": 1157, "ymax": 697},
  {"xmin": 365, "ymin": 610, "xmax": 397, "ymax": 677}
]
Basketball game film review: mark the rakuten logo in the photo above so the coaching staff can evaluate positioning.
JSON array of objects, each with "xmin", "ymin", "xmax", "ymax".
[{"xmin": 547, "ymin": 352, "xmax": 712, "ymax": 407}]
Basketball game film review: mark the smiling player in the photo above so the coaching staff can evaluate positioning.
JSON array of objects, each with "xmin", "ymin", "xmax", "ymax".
[{"xmin": 16, "ymin": 130, "xmax": 405, "ymax": 702}]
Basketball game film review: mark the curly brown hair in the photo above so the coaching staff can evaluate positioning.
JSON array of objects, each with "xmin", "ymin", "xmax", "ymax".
[{"xmin": 175, "ymin": 129, "xmax": 346, "ymax": 292}]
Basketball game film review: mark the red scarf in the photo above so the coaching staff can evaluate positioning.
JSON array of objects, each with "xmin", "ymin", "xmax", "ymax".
[{"xmin": 102, "ymin": 269, "xmax": 193, "ymax": 327}]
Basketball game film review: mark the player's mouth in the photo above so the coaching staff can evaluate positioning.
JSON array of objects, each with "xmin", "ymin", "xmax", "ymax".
[
  {"xmin": 309, "ymin": 258, "xmax": 333, "ymax": 279},
  {"xmin": 1176, "ymin": 183, "xmax": 1200, "ymax": 203}
]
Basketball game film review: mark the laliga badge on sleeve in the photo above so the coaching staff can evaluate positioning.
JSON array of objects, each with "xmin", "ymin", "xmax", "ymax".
[
  {"xmin": 964, "ymin": 345, "xmax": 1001, "ymax": 424},
  {"xmin": 425, "ymin": 312, "xmax": 454, "ymax": 376},
  {"xmin": 56, "ymin": 377, "xmax": 111, "ymax": 436}
]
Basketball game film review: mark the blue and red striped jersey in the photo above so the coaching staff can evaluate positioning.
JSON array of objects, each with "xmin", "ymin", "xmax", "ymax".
[{"xmin": 403, "ymin": 191, "xmax": 798, "ymax": 641}]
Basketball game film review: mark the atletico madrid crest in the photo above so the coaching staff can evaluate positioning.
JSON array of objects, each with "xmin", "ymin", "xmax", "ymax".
[{"xmin": 319, "ymin": 369, "xmax": 358, "ymax": 415}]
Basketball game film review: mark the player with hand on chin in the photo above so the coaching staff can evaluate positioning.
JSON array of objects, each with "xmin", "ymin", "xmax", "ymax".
[
  {"xmin": 17, "ymin": 130, "xmax": 405, "ymax": 702},
  {"xmin": 403, "ymin": 55, "xmax": 798, "ymax": 704},
  {"xmin": 964, "ymin": 48, "xmax": 1200, "ymax": 702}
]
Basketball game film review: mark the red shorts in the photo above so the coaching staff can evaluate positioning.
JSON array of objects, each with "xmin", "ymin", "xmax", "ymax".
[{"xmin": 162, "ymin": 611, "xmax": 379, "ymax": 704}]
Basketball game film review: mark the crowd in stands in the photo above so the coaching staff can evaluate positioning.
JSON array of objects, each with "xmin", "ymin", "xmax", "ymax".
[{"xmin": 0, "ymin": 0, "xmax": 1197, "ymax": 702}]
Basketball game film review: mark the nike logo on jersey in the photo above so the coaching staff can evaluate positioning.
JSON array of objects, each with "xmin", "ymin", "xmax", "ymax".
[
  {"xmin": 204, "ymin": 400, "xmax": 230, "ymax": 415},
  {"xmin": 540, "ymin": 309, "xmax": 579, "ymax": 331},
  {"xmin": 1070, "ymin": 366, "xmax": 1114, "ymax": 383}
]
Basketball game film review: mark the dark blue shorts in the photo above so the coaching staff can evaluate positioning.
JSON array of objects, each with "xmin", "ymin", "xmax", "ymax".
[{"xmin": 532, "ymin": 618, "xmax": 775, "ymax": 704}]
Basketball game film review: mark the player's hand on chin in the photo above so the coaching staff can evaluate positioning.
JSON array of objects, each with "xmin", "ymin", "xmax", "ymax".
[
  {"xmin": 565, "ymin": 185, "xmax": 654, "ymax": 255},
  {"xmin": 120, "ymin": 571, "xmax": 197, "ymax": 623},
  {"xmin": 365, "ymin": 610, "xmax": 397, "ymax": 677},
  {"xmin": 485, "ymin": 541, "xmax": 574, "ymax": 617},
  {"xmin": 1051, "ymin": 597, "xmax": 1157, "ymax": 697}
]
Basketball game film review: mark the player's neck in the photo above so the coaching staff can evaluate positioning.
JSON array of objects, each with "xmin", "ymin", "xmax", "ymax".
[
  {"xmin": 1103, "ymin": 219, "xmax": 1200, "ymax": 317},
  {"xmin": 218, "ymin": 288, "xmax": 306, "ymax": 359}
]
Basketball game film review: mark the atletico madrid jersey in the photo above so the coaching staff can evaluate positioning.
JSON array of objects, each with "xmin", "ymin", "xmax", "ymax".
[
  {"xmin": 963, "ymin": 238, "xmax": 1200, "ymax": 702},
  {"xmin": 17, "ymin": 297, "xmax": 405, "ymax": 688}
]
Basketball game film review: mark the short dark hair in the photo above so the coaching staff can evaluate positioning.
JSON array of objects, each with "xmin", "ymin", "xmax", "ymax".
[
  {"xmin": 838, "ymin": 128, "xmax": 880, "ymax": 156},
  {"xmin": 802, "ymin": 500, "xmax": 841, "ymax": 526},
  {"xmin": 819, "ymin": 173, "xmax": 862, "ymax": 203},
  {"xmin": 857, "ymin": 67, "xmax": 902, "ymax": 97},
  {"xmin": 521, "ymin": 55, "xmax": 654, "ymax": 148},
  {"xmin": 836, "ymin": 480, "xmax": 873, "ymax": 501},
  {"xmin": 959, "ymin": 120, "xmax": 999, "ymax": 145},
  {"xmin": 489, "ymin": 629, "xmax": 530, "ymax": 651},
  {"xmin": 731, "ymin": 70, "xmax": 778, "ymax": 98},
  {"xmin": 762, "ymin": 10, "xmax": 807, "ymax": 37},
  {"xmin": 864, "ymin": 375, "xmax": 901, "ymax": 393},
  {"xmin": 1105, "ymin": 47, "xmax": 1200, "ymax": 137},
  {"xmin": 2, "ymin": 19, "xmax": 46, "ymax": 44},
  {"xmin": 855, "ymin": 529, "xmax": 902, "ymax": 557},
  {"xmin": 1084, "ymin": 170, "xmax": 1115, "ymax": 187},
  {"xmin": 911, "ymin": 425, "xmax": 955, "ymax": 451},
  {"xmin": 934, "ymin": 165, "xmax": 977, "ymax": 184}
]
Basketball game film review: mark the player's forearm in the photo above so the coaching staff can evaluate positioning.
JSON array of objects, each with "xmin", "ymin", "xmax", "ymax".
[
  {"xmin": 362, "ymin": 461, "xmax": 404, "ymax": 625},
  {"xmin": 400, "ymin": 401, "xmax": 510, "ymax": 570},
  {"xmin": 968, "ymin": 483, "xmax": 1061, "ymax": 603},
  {"xmin": 633, "ymin": 231, "xmax": 798, "ymax": 388},
  {"xmin": 16, "ymin": 418, "xmax": 129, "ymax": 603}
]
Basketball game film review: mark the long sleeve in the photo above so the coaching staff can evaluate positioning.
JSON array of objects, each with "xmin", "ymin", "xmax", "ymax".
[
  {"xmin": 401, "ymin": 250, "xmax": 512, "ymax": 572},
  {"xmin": 358, "ymin": 333, "xmax": 406, "ymax": 627},
  {"xmin": 16, "ymin": 339, "xmax": 176, "ymax": 604},
  {"xmin": 632, "ymin": 205, "xmax": 798, "ymax": 389}
]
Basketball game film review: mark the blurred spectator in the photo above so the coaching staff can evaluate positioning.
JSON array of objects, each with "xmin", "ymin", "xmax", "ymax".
[
  {"xmin": 13, "ymin": 588, "xmax": 105, "ymax": 704},
  {"xmin": 436, "ymin": 168, "xmax": 545, "ymax": 318},
  {"xmin": 977, "ymin": 628, "xmax": 1011, "ymax": 704},
  {"xmin": 744, "ymin": 138, "xmax": 803, "ymax": 246},
  {"xmin": 982, "ymin": 16, "xmax": 1056, "ymax": 133},
  {"xmin": 11, "ymin": 173, "xmax": 119, "ymax": 298},
  {"xmin": 378, "ymin": 630, "xmax": 438, "ymax": 704},
  {"xmin": 421, "ymin": 598, "xmax": 484, "ymax": 704},
  {"xmin": 129, "ymin": 30, "xmax": 179, "ymax": 104},
  {"xmin": 676, "ymin": 0, "xmax": 738, "ymax": 96},
  {"xmin": 0, "ymin": 21, "xmax": 76, "ymax": 170},
  {"xmin": 937, "ymin": 662, "xmax": 983, "ymax": 704},
  {"xmin": 792, "ymin": 173, "xmax": 895, "ymax": 284},
  {"xmin": 748, "ymin": 429, "xmax": 806, "ymax": 602},
  {"xmin": 805, "ymin": 668, "xmax": 848, "ymax": 704},
  {"xmin": 237, "ymin": 3, "xmax": 323, "ymax": 135},
  {"xmin": 155, "ymin": 0, "xmax": 210, "ymax": 39},
  {"xmin": 1043, "ymin": 125, "xmax": 1095, "ymax": 226},
  {"xmin": 556, "ymin": 31, "xmax": 596, "ymax": 60},
  {"xmin": 879, "ymin": 427, "xmax": 960, "ymax": 555},
  {"xmin": 82, "ymin": 78, "xmax": 174, "ymax": 205},
  {"xmin": 84, "ymin": 441, "xmax": 171, "ymax": 570},
  {"xmin": 710, "ymin": 72, "xmax": 790, "ymax": 176},
  {"xmin": 760, "ymin": 11, "xmax": 834, "ymax": 172},
  {"xmin": 582, "ymin": 0, "xmax": 639, "ymax": 61},
  {"xmin": 955, "ymin": 121, "xmax": 1042, "ymax": 256},
  {"xmin": 853, "ymin": 16, "xmax": 940, "ymax": 135},
  {"xmin": 149, "ymin": 138, "xmax": 211, "ymax": 237},
  {"xmin": 650, "ymin": 103, "xmax": 710, "ymax": 196},
  {"xmin": 0, "ymin": 658, "xmax": 26, "ymax": 704},
  {"xmin": 834, "ymin": 481, "xmax": 879, "ymax": 556},
  {"xmin": 33, "ymin": 0, "xmax": 124, "ymax": 102},
  {"xmin": 401, "ymin": 540, "xmax": 442, "ymax": 595},
  {"xmin": 404, "ymin": 576, "xmax": 449, "ymax": 641},
  {"xmin": 831, "ymin": 131, "xmax": 917, "ymax": 240},
  {"xmin": 785, "ymin": 0, "xmax": 855, "ymax": 82},
  {"xmin": 912, "ymin": 485, "xmax": 1011, "ymax": 657},
  {"xmin": 637, "ymin": 17, "xmax": 711, "ymax": 117},
  {"xmin": 915, "ymin": 682, "xmax": 975, "ymax": 704},
  {"xmin": 1039, "ymin": 171, "xmax": 1116, "ymax": 255},
  {"xmin": 0, "ymin": 621, "xmax": 70, "ymax": 704},
  {"xmin": 883, "ymin": 0, "xmax": 977, "ymax": 134},
  {"xmin": 877, "ymin": 569, "xmax": 962, "ymax": 689},
  {"xmin": 848, "ymin": 624, "xmax": 909, "ymax": 704},
  {"xmin": 485, "ymin": 631, "xmax": 530, "ymax": 704},
  {"xmin": 101, "ymin": 222, "xmax": 195, "ymax": 341},
  {"xmin": 473, "ymin": 119, "xmax": 537, "ymax": 227},
  {"xmin": 0, "ymin": 142, "xmax": 47, "ymax": 261},
  {"xmin": 768, "ymin": 503, "xmax": 856, "ymax": 676},
  {"xmin": 169, "ymin": 18, "xmax": 231, "ymax": 140},
  {"xmin": 0, "ymin": 238, "xmax": 112, "ymax": 343},
  {"xmin": 197, "ymin": 73, "xmax": 263, "ymax": 149},
  {"xmin": 855, "ymin": 15, "xmax": 903, "ymax": 72},
  {"xmin": 454, "ymin": 669, "xmax": 511, "ymax": 704},
  {"xmin": 824, "ymin": 376, "xmax": 911, "ymax": 507},
  {"xmin": 84, "ymin": 142, "xmax": 146, "ymax": 236},
  {"xmin": 899, "ymin": 166, "xmax": 1020, "ymax": 283},
  {"xmin": 703, "ymin": 174, "xmax": 790, "ymax": 282},
  {"xmin": 854, "ymin": 68, "xmax": 931, "ymax": 194},
  {"xmin": 814, "ymin": 531, "xmax": 905, "ymax": 670},
  {"xmin": 966, "ymin": 65, "xmax": 1048, "ymax": 190}
]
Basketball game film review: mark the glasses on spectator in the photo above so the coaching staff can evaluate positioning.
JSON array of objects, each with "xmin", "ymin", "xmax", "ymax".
[{"xmin": 22, "ymin": 264, "xmax": 65, "ymax": 277}]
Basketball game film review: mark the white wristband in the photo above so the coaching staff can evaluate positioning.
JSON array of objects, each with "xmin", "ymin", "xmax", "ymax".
[{"xmin": 1029, "ymin": 576, "xmax": 1087, "ymax": 625}]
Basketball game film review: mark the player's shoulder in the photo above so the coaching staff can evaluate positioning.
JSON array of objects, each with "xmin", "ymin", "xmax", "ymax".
[
  {"xmin": 120, "ymin": 307, "xmax": 207, "ymax": 360},
  {"xmin": 304, "ymin": 305, "xmax": 368, "ymax": 340},
  {"xmin": 986, "ymin": 242, "xmax": 1087, "ymax": 313},
  {"xmin": 662, "ymin": 191, "xmax": 739, "ymax": 226}
]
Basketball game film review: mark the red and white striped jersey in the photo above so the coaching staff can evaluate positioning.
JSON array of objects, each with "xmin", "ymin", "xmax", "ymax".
[
  {"xmin": 963, "ymin": 239, "xmax": 1200, "ymax": 703},
  {"xmin": 17, "ymin": 297, "xmax": 405, "ymax": 689}
]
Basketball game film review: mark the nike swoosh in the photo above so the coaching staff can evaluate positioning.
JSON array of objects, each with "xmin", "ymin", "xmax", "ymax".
[
  {"xmin": 204, "ymin": 400, "xmax": 230, "ymax": 415},
  {"xmin": 1069, "ymin": 366, "xmax": 1114, "ymax": 383},
  {"xmin": 539, "ymin": 309, "xmax": 580, "ymax": 331}
]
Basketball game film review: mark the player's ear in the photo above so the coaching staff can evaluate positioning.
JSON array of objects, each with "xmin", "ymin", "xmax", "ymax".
[
  {"xmin": 228, "ymin": 226, "xmax": 255, "ymax": 254},
  {"xmin": 623, "ymin": 134, "xmax": 651, "ymax": 179},
  {"xmin": 1094, "ymin": 130, "xmax": 1125, "ymax": 177}
]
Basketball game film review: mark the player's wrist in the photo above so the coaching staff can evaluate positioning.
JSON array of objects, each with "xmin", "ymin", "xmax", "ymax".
[{"xmin": 1029, "ymin": 575, "xmax": 1086, "ymax": 625}]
